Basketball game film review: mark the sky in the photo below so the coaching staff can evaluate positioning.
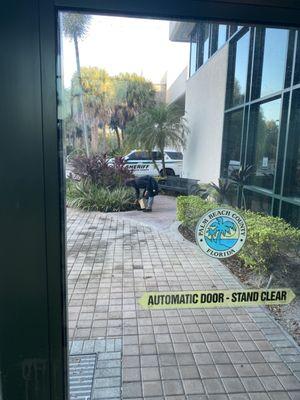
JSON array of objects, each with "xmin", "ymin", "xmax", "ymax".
[{"xmin": 61, "ymin": 14, "xmax": 189, "ymax": 89}]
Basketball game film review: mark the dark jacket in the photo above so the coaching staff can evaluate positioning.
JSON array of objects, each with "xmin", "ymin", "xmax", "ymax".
[{"xmin": 132, "ymin": 175, "xmax": 159, "ymax": 199}]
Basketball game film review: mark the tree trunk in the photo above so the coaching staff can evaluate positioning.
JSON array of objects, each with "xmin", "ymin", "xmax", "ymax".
[
  {"xmin": 102, "ymin": 125, "xmax": 107, "ymax": 154},
  {"xmin": 160, "ymin": 148, "xmax": 166, "ymax": 177},
  {"xmin": 149, "ymin": 151, "xmax": 160, "ymax": 175},
  {"xmin": 115, "ymin": 127, "xmax": 121, "ymax": 149},
  {"xmin": 91, "ymin": 122, "xmax": 99, "ymax": 154},
  {"xmin": 74, "ymin": 34, "xmax": 90, "ymax": 157}
]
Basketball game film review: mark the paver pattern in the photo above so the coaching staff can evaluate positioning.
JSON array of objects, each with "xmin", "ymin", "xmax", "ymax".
[
  {"xmin": 67, "ymin": 208, "xmax": 300, "ymax": 399},
  {"xmin": 69, "ymin": 338, "xmax": 122, "ymax": 400}
]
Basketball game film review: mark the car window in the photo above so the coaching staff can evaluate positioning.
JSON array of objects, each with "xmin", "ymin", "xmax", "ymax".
[
  {"xmin": 152, "ymin": 151, "xmax": 163, "ymax": 160},
  {"xmin": 165, "ymin": 151, "xmax": 183, "ymax": 160},
  {"xmin": 139, "ymin": 151, "xmax": 151, "ymax": 160},
  {"xmin": 127, "ymin": 152, "xmax": 138, "ymax": 160},
  {"xmin": 129, "ymin": 151, "xmax": 150, "ymax": 160}
]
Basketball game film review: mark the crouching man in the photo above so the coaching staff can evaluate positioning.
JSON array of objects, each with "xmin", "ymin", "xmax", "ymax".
[{"xmin": 125, "ymin": 175, "xmax": 159, "ymax": 212}]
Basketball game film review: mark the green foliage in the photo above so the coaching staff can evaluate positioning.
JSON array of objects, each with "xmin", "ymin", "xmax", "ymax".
[
  {"xmin": 239, "ymin": 210, "xmax": 300, "ymax": 274},
  {"xmin": 177, "ymin": 196, "xmax": 300, "ymax": 274},
  {"xmin": 231, "ymin": 164, "xmax": 254, "ymax": 209},
  {"xmin": 189, "ymin": 183, "xmax": 211, "ymax": 198},
  {"xmin": 126, "ymin": 103, "xmax": 189, "ymax": 176},
  {"xmin": 114, "ymin": 73, "xmax": 156, "ymax": 114},
  {"xmin": 62, "ymin": 12, "xmax": 91, "ymax": 156},
  {"xmin": 110, "ymin": 73, "xmax": 156, "ymax": 149},
  {"xmin": 209, "ymin": 179, "xmax": 231, "ymax": 204},
  {"xmin": 67, "ymin": 181, "xmax": 135, "ymax": 212},
  {"xmin": 62, "ymin": 13, "xmax": 91, "ymax": 40},
  {"xmin": 176, "ymin": 196, "xmax": 216, "ymax": 231},
  {"xmin": 68, "ymin": 68, "xmax": 156, "ymax": 154},
  {"xmin": 80, "ymin": 67, "xmax": 114, "ymax": 108}
]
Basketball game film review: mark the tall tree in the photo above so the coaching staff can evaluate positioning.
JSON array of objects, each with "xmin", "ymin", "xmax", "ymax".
[
  {"xmin": 80, "ymin": 67, "xmax": 114, "ymax": 154},
  {"xmin": 63, "ymin": 13, "xmax": 91, "ymax": 156},
  {"xmin": 110, "ymin": 73, "xmax": 156, "ymax": 147},
  {"xmin": 126, "ymin": 103, "xmax": 189, "ymax": 176}
]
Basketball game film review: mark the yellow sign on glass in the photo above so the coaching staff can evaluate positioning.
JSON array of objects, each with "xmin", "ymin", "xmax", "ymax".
[{"xmin": 139, "ymin": 288, "xmax": 295, "ymax": 310}]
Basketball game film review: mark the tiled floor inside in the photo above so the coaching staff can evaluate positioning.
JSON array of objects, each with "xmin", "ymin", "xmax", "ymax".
[{"xmin": 67, "ymin": 208, "xmax": 300, "ymax": 399}]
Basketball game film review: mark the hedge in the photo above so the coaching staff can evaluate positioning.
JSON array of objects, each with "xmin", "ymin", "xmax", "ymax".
[{"xmin": 177, "ymin": 196, "xmax": 300, "ymax": 274}]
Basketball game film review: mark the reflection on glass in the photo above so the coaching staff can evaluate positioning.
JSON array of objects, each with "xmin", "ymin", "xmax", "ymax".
[
  {"xmin": 245, "ymin": 190, "xmax": 272, "ymax": 215},
  {"xmin": 218, "ymin": 25, "xmax": 227, "ymax": 49},
  {"xmin": 229, "ymin": 24, "xmax": 238, "ymax": 37},
  {"xmin": 282, "ymin": 202, "xmax": 300, "ymax": 227},
  {"xmin": 286, "ymin": 89, "xmax": 300, "ymax": 197},
  {"xmin": 260, "ymin": 28, "xmax": 288, "ymax": 98},
  {"xmin": 189, "ymin": 30, "xmax": 197, "ymax": 76},
  {"xmin": 222, "ymin": 110, "xmax": 243, "ymax": 177},
  {"xmin": 203, "ymin": 24, "xmax": 210, "ymax": 64},
  {"xmin": 232, "ymin": 31, "xmax": 250, "ymax": 107},
  {"xmin": 227, "ymin": 184, "xmax": 239, "ymax": 207},
  {"xmin": 250, "ymin": 99, "xmax": 281, "ymax": 190},
  {"xmin": 294, "ymin": 34, "xmax": 300, "ymax": 84}
]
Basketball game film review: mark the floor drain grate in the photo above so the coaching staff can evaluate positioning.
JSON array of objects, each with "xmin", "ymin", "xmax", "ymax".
[{"xmin": 69, "ymin": 354, "xmax": 96, "ymax": 400}]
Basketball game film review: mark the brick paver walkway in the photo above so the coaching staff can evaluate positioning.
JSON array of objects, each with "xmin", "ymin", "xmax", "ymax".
[{"xmin": 67, "ymin": 208, "xmax": 300, "ymax": 399}]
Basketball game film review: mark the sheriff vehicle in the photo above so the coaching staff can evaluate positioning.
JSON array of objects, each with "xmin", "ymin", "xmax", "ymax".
[{"xmin": 110, "ymin": 149, "xmax": 183, "ymax": 176}]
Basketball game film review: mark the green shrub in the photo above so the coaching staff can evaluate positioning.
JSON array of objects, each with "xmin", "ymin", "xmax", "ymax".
[
  {"xmin": 176, "ymin": 196, "xmax": 217, "ymax": 230},
  {"xmin": 239, "ymin": 210, "xmax": 300, "ymax": 274},
  {"xmin": 177, "ymin": 196, "xmax": 300, "ymax": 274},
  {"xmin": 67, "ymin": 181, "xmax": 135, "ymax": 212}
]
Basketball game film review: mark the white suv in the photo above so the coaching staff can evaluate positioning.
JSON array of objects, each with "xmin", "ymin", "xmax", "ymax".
[{"xmin": 111, "ymin": 150, "xmax": 183, "ymax": 176}]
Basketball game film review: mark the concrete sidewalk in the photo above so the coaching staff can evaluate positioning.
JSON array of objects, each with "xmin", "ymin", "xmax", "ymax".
[{"xmin": 67, "ymin": 205, "xmax": 300, "ymax": 400}]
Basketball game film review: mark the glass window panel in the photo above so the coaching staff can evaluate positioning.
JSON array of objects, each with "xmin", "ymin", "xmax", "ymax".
[
  {"xmin": 189, "ymin": 30, "xmax": 197, "ymax": 76},
  {"xmin": 260, "ymin": 28, "xmax": 288, "ymax": 98},
  {"xmin": 165, "ymin": 151, "xmax": 183, "ymax": 160},
  {"xmin": 244, "ymin": 190, "xmax": 272, "ymax": 214},
  {"xmin": 203, "ymin": 24, "xmax": 210, "ymax": 64},
  {"xmin": 285, "ymin": 89, "xmax": 300, "ymax": 197},
  {"xmin": 231, "ymin": 31, "xmax": 250, "ymax": 107},
  {"xmin": 152, "ymin": 151, "xmax": 163, "ymax": 160},
  {"xmin": 281, "ymin": 202, "xmax": 300, "ymax": 228},
  {"xmin": 229, "ymin": 24, "xmax": 238, "ymax": 37},
  {"xmin": 249, "ymin": 99, "xmax": 281, "ymax": 190},
  {"xmin": 222, "ymin": 110, "xmax": 243, "ymax": 177},
  {"xmin": 294, "ymin": 31, "xmax": 300, "ymax": 84},
  {"xmin": 227, "ymin": 184, "xmax": 239, "ymax": 207},
  {"xmin": 218, "ymin": 24, "xmax": 227, "ymax": 49}
]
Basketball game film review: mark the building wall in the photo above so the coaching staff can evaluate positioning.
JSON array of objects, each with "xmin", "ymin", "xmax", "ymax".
[
  {"xmin": 166, "ymin": 66, "xmax": 187, "ymax": 109},
  {"xmin": 183, "ymin": 44, "xmax": 229, "ymax": 183}
]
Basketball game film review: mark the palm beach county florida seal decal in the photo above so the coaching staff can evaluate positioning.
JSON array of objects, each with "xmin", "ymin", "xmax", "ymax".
[{"xmin": 195, "ymin": 208, "xmax": 247, "ymax": 259}]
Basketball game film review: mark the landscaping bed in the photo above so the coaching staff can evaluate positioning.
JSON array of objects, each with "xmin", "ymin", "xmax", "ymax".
[
  {"xmin": 66, "ymin": 154, "xmax": 135, "ymax": 212},
  {"xmin": 177, "ymin": 195, "xmax": 300, "ymax": 345}
]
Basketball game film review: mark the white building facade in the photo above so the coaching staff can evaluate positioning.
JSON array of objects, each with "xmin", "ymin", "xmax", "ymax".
[{"xmin": 168, "ymin": 21, "xmax": 300, "ymax": 227}]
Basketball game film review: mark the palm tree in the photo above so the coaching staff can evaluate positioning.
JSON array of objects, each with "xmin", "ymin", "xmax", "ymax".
[
  {"xmin": 207, "ymin": 217, "xmax": 236, "ymax": 244},
  {"xmin": 126, "ymin": 103, "xmax": 189, "ymax": 176},
  {"xmin": 80, "ymin": 67, "xmax": 114, "ymax": 154},
  {"xmin": 110, "ymin": 74, "xmax": 156, "ymax": 147},
  {"xmin": 63, "ymin": 13, "xmax": 91, "ymax": 156}
]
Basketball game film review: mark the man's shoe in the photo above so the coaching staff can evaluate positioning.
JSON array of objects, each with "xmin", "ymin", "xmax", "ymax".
[{"xmin": 143, "ymin": 209, "xmax": 152, "ymax": 212}]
